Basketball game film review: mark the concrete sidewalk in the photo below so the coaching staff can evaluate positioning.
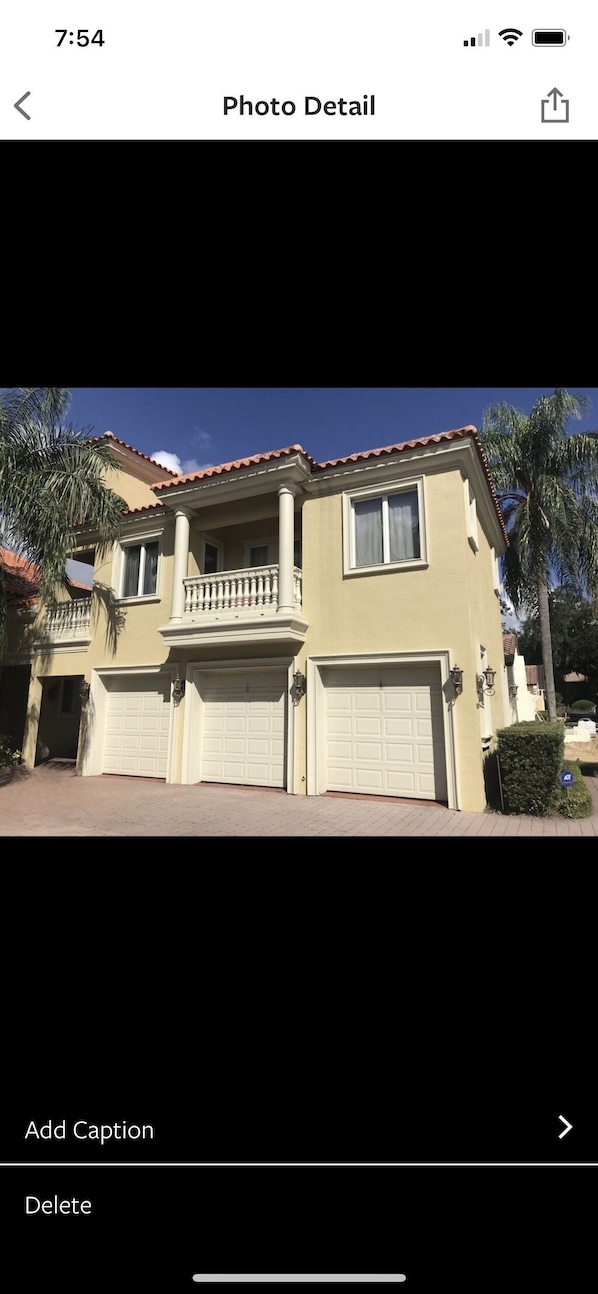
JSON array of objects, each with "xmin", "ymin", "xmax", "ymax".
[{"xmin": 2, "ymin": 760, "xmax": 598, "ymax": 836}]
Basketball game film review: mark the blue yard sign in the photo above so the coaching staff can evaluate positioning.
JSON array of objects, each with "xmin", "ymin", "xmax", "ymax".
[{"xmin": 561, "ymin": 770, "xmax": 574, "ymax": 788}]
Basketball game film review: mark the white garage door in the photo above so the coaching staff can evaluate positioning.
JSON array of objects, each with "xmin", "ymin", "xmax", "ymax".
[
  {"xmin": 324, "ymin": 665, "xmax": 447, "ymax": 800},
  {"xmin": 103, "ymin": 677, "xmax": 171, "ymax": 777},
  {"xmin": 200, "ymin": 671, "xmax": 287, "ymax": 788}
]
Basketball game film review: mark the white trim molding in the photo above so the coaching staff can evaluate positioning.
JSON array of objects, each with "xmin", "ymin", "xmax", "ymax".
[{"xmin": 306, "ymin": 650, "xmax": 460, "ymax": 810}]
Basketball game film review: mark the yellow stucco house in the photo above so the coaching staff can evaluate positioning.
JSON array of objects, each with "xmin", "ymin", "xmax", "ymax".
[{"xmin": 0, "ymin": 425, "xmax": 511, "ymax": 812}]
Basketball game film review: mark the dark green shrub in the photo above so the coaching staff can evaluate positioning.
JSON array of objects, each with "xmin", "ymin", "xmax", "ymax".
[
  {"xmin": 0, "ymin": 735, "xmax": 23, "ymax": 768},
  {"xmin": 556, "ymin": 705, "xmax": 567, "ymax": 716},
  {"xmin": 559, "ymin": 762, "xmax": 593, "ymax": 818},
  {"xmin": 570, "ymin": 699, "xmax": 595, "ymax": 712},
  {"xmin": 497, "ymin": 722, "xmax": 564, "ymax": 815}
]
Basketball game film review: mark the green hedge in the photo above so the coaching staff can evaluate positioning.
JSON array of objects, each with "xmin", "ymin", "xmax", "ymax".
[
  {"xmin": 570, "ymin": 699, "xmax": 595, "ymax": 712},
  {"xmin": 559, "ymin": 762, "xmax": 593, "ymax": 818},
  {"xmin": 497, "ymin": 722, "xmax": 564, "ymax": 815}
]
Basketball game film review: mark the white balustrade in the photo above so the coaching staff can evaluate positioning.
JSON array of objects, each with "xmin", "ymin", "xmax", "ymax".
[
  {"xmin": 184, "ymin": 565, "xmax": 302, "ymax": 617},
  {"xmin": 45, "ymin": 598, "xmax": 92, "ymax": 639}
]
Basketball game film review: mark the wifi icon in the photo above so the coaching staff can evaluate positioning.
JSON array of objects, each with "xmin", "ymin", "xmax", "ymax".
[{"xmin": 499, "ymin": 28, "xmax": 523, "ymax": 44}]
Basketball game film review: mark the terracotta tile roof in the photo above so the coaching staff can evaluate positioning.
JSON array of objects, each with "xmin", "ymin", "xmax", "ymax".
[
  {"xmin": 0, "ymin": 548, "xmax": 41, "ymax": 606},
  {"xmin": 314, "ymin": 427, "xmax": 479, "ymax": 469},
  {"xmin": 315, "ymin": 427, "xmax": 509, "ymax": 544},
  {"xmin": 150, "ymin": 427, "xmax": 508, "ymax": 543},
  {"xmin": 503, "ymin": 632, "xmax": 518, "ymax": 662},
  {"xmin": 153, "ymin": 445, "xmax": 315, "ymax": 490},
  {"xmin": 525, "ymin": 664, "xmax": 546, "ymax": 688},
  {"xmin": 123, "ymin": 501, "xmax": 164, "ymax": 516},
  {"xmin": 98, "ymin": 431, "xmax": 179, "ymax": 476}
]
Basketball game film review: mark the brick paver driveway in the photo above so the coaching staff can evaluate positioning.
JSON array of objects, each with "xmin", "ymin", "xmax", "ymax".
[{"xmin": 2, "ymin": 761, "xmax": 598, "ymax": 836}]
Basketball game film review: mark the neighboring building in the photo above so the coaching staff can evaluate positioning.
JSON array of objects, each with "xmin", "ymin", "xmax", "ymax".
[
  {"xmin": 502, "ymin": 634, "xmax": 541, "ymax": 721},
  {"xmin": 525, "ymin": 663, "xmax": 546, "ymax": 710},
  {"xmin": 0, "ymin": 424, "xmax": 511, "ymax": 812}
]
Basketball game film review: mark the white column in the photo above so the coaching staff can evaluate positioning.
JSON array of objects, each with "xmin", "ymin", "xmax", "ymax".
[
  {"xmin": 170, "ymin": 507, "xmax": 192, "ymax": 623},
  {"xmin": 277, "ymin": 485, "xmax": 295, "ymax": 613}
]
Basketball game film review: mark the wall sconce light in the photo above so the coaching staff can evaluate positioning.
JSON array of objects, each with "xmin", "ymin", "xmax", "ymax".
[
  {"xmin": 477, "ymin": 667, "xmax": 497, "ymax": 695},
  {"xmin": 292, "ymin": 671, "xmax": 307, "ymax": 701},
  {"xmin": 172, "ymin": 671, "xmax": 186, "ymax": 705},
  {"xmin": 79, "ymin": 680, "xmax": 90, "ymax": 703},
  {"xmin": 449, "ymin": 665, "xmax": 463, "ymax": 696},
  {"xmin": 509, "ymin": 683, "xmax": 518, "ymax": 698}
]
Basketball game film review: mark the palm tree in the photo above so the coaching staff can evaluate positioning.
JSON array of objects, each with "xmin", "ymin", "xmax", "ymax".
[
  {"xmin": 479, "ymin": 389, "xmax": 598, "ymax": 721},
  {"xmin": 0, "ymin": 387, "xmax": 127, "ymax": 649}
]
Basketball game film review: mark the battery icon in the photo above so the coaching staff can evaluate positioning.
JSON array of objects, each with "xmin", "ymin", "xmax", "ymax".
[{"xmin": 532, "ymin": 29, "xmax": 568, "ymax": 46}]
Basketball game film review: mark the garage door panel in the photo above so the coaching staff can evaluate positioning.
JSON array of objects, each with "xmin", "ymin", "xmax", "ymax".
[
  {"xmin": 355, "ymin": 692, "xmax": 381, "ymax": 711},
  {"xmin": 387, "ymin": 771, "xmax": 417, "ymax": 794},
  {"xmin": 355, "ymin": 717, "xmax": 382, "ymax": 735},
  {"xmin": 386, "ymin": 742, "xmax": 414, "ymax": 762},
  {"xmin": 385, "ymin": 717, "xmax": 414, "ymax": 736},
  {"xmin": 355, "ymin": 768, "xmax": 385, "ymax": 791},
  {"xmin": 324, "ymin": 665, "xmax": 447, "ymax": 801},
  {"xmin": 199, "ymin": 670, "xmax": 287, "ymax": 788},
  {"xmin": 355, "ymin": 741, "xmax": 384, "ymax": 761}
]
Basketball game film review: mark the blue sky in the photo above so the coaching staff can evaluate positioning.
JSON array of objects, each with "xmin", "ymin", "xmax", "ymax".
[{"xmin": 66, "ymin": 387, "xmax": 598, "ymax": 477}]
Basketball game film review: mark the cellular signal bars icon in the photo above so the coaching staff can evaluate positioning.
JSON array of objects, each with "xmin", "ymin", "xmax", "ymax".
[{"xmin": 464, "ymin": 30, "xmax": 490, "ymax": 46}]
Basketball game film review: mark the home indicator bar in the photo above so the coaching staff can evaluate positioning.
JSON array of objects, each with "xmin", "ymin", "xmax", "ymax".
[{"xmin": 191, "ymin": 1280, "xmax": 407, "ymax": 1286}]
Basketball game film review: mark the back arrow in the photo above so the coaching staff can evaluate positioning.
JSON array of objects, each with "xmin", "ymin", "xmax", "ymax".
[
  {"xmin": 14, "ymin": 92, "xmax": 31, "ymax": 120},
  {"xmin": 558, "ymin": 1114, "xmax": 573, "ymax": 1139}
]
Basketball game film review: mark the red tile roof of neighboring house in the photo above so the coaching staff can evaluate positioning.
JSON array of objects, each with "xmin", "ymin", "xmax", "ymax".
[
  {"xmin": 0, "ymin": 548, "xmax": 91, "ymax": 607},
  {"xmin": 525, "ymin": 664, "xmax": 546, "ymax": 688},
  {"xmin": 150, "ymin": 427, "xmax": 508, "ymax": 543},
  {"xmin": 503, "ymin": 633, "xmax": 518, "ymax": 662},
  {"xmin": 0, "ymin": 548, "xmax": 41, "ymax": 606}
]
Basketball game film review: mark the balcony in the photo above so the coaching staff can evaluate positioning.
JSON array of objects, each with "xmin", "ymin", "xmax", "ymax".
[
  {"xmin": 159, "ymin": 565, "xmax": 308, "ymax": 648},
  {"xmin": 184, "ymin": 564, "xmax": 302, "ymax": 616},
  {"xmin": 38, "ymin": 598, "xmax": 92, "ymax": 650}
]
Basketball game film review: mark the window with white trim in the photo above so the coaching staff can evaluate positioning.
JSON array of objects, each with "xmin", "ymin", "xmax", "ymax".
[
  {"xmin": 343, "ymin": 479, "xmax": 426, "ymax": 574},
  {"xmin": 119, "ymin": 538, "xmax": 161, "ymax": 599}
]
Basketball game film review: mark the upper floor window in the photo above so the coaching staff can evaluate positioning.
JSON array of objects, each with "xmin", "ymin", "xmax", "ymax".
[
  {"xmin": 343, "ymin": 478, "xmax": 427, "ymax": 575},
  {"xmin": 120, "ymin": 539, "xmax": 160, "ymax": 599}
]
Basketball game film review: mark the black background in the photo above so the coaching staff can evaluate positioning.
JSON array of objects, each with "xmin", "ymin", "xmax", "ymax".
[{"xmin": 3, "ymin": 1164, "xmax": 593, "ymax": 1293}]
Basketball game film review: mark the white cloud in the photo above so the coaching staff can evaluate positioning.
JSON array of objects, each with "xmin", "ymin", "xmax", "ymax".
[{"xmin": 150, "ymin": 451, "xmax": 183, "ymax": 475}]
